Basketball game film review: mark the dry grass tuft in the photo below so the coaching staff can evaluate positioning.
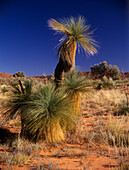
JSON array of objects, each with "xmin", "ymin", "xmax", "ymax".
[
  {"xmin": 85, "ymin": 89, "xmax": 125, "ymax": 106},
  {"xmin": 0, "ymin": 138, "xmax": 43, "ymax": 165}
]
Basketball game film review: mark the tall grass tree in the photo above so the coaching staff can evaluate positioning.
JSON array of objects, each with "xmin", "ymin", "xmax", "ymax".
[{"xmin": 48, "ymin": 16, "xmax": 98, "ymax": 87}]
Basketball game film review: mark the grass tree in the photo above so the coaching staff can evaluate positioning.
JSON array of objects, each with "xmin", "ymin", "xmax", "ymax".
[
  {"xmin": 48, "ymin": 16, "xmax": 98, "ymax": 87},
  {"xmin": 3, "ymin": 79, "xmax": 77, "ymax": 143},
  {"xmin": 63, "ymin": 70, "xmax": 91, "ymax": 116},
  {"xmin": 3, "ymin": 80, "xmax": 76, "ymax": 143},
  {"xmin": 3, "ymin": 79, "xmax": 33, "ymax": 136},
  {"xmin": 21, "ymin": 85, "xmax": 76, "ymax": 143}
]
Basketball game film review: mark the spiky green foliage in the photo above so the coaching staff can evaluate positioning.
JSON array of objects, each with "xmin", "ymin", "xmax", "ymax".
[
  {"xmin": 63, "ymin": 70, "xmax": 91, "ymax": 96},
  {"xmin": 63, "ymin": 70, "xmax": 91, "ymax": 116},
  {"xmin": 48, "ymin": 16, "xmax": 98, "ymax": 55},
  {"xmin": 3, "ymin": 81, "xmax": 76, "ymax": 143},
  {"xmin": 21, "ymin": 85, "xmax": 76, "ymax": 143},
  {"xmin": 3, "ymin": 80, "xmax": 33, "ymax": 121}
]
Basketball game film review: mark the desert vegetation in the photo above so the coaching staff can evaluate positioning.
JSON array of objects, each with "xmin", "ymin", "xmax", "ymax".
[
  {"xmin": 48, "ymin": 16, "xmax": 98, "ymax": 88},
  {"xmin": 90, "ymin": 61, "xmax": 121, "ymax": 80},
  {"xmin": 0, "ymin": 16, "xmax": 128, "ymax": 169},
  {"xmin": 0, "ymin": 69, "xmax": 129, "ymax": 169}
]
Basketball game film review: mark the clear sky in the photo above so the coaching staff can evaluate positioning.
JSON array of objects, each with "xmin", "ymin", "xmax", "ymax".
[{"xmin": 0, "ymin": 0, "xmax": 128, "ymax": 76}]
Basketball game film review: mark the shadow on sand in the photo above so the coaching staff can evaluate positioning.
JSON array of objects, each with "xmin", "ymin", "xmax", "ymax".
[{"xmin": 0, "ymin": 127, "xmax": 19, "ymax": 146}]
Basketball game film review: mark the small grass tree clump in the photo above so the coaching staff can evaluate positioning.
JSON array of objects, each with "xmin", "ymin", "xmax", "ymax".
[
  {"xmin": 63, "ymin": 70, "xmax": 91, "ymax": 117},
  {"xmin": 3, "ymin": 79, "xmax": 33, "ymax": 136},
  {"xmin": 21, "ymin": 85, "xmax": 76, "ymax": 143}
]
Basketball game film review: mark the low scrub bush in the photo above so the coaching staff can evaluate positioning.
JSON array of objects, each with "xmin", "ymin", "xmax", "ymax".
[
  {"xmin": 0, "ymin": 138, "xmax": 43, "ymax": 165},
  {"xmin": 92, "ymin": 76, "xmax": 116, "ymax": 89},
  {"xmin": 118, "ymin": 83, "xmax": 129, "ymax": 115},
  {"xmin": 102, "ymin": 76, "xmax": 115, "ymax": 89},
  {"xmin": 118, "ymin": 102, "xmax": 129, "ymax": 116},
  {"xmin": 105, "ymin": 118, "xmax": 129, "ymax": 147},
  {"xmin": 89, "ymin": 116, "xmax": 129, "ymax": 147},
  {"xmin": 0, "ymin": 151, "xmax": 30, "ymax": 165},
  {"xmin": 91, "ymin": 61, "xmax": 120, "ymax": 80},
  {"xmin": 12, "ymin": 138, "xmax": 42, "ymax": 155}
]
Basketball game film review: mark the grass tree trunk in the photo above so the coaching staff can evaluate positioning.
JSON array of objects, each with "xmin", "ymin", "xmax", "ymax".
[
  {"xmin": 69, "ymin": 41, "xmax": 77, "ymax": 72},
  {"xmin": 55, "ymin": 41, "xmax": 77, "ymax": 88}
]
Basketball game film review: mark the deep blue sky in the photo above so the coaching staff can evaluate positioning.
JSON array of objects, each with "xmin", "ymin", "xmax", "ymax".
[{"xmin": 0, "ymin": 0, "xmax": 128, "ymax": 76}]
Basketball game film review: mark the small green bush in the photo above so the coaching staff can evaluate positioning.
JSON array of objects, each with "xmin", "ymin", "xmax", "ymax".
[
  {"xmin": 91, "ymin": 61, "xmax": 120, "ymax": 80},
  {"xmin": 102, "ymin": 76, "xmax": 115, "ymax": 89},
  {"xmin": 118, "ymin": 101, "xmax": 129, "ymax": 115}
]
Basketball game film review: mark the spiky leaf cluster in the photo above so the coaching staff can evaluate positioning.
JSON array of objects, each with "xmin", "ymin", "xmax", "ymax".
[
  {"xmin": 48, "ymin": 16, "xmax": 98, "ymax": 55},
  {"xmin": 63, "ymin": 70, "xmax": 91, "ymax": 96},
  {"xmin": 22, "ymin": 85, "xmax": 76, "ymax": 142},
  {"xmin": 4, "ymin": 80, "xmax": 33, "ymax": 121}
]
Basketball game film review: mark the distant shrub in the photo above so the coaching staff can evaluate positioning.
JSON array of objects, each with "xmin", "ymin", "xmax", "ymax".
[
  {"xmin": 13, "ymin": 72, "xmax": 25, "ymax": 78},
  {"xmin": 110, "ymin": 65, "xmax": 121, "ymax": 80},
  {"xmin": 102, "ymin": 76, "xmax": 115, "ymax": 89},
  {"xmin": 91, "ymin": 61, "xmax": 120, "ymax": 80},
  {"xmin": 118, "ymin": 102, "xmax": 129, "ymax": 115},
  {"xmin": 118, "ymin": 83, "xmax": 129, "ymax": 115},
  {"xmin": 93, "ymin": 76, "xmax": 115, "ymax": 89},
  {"xmin": 92, "ymin": 79, "xmax": 103, "ymax": 89}
]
